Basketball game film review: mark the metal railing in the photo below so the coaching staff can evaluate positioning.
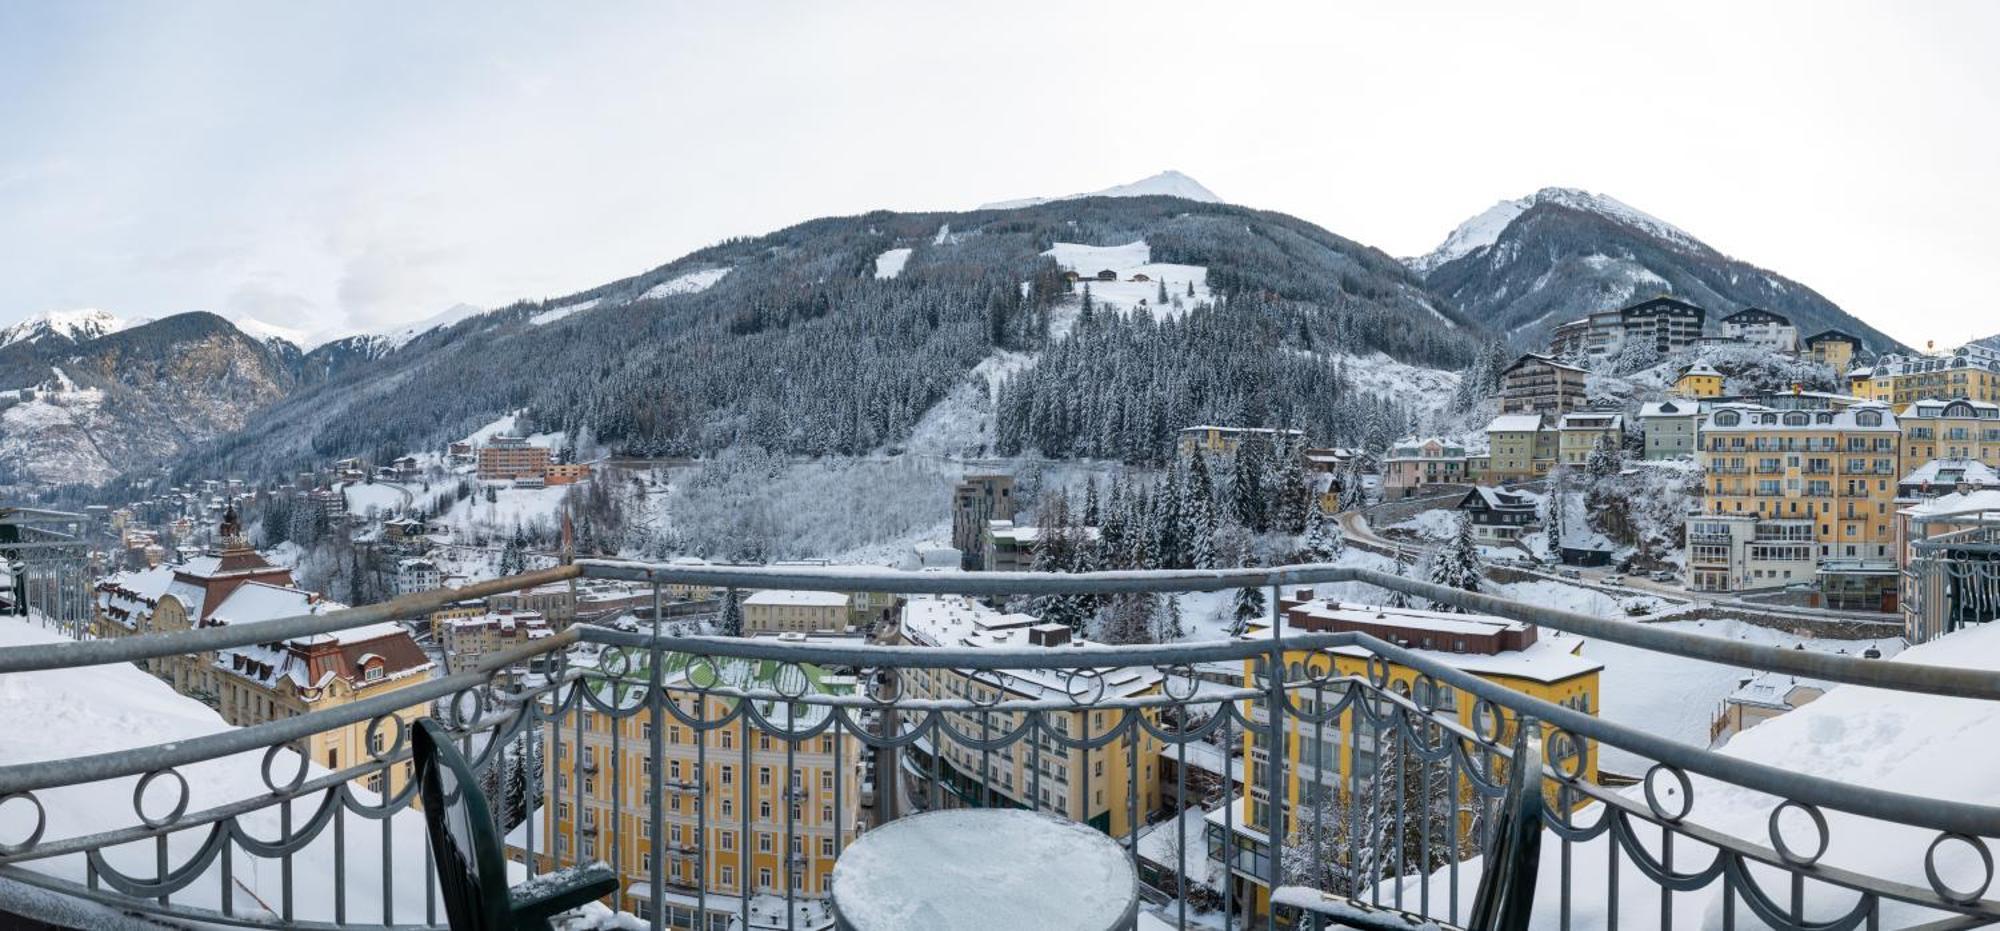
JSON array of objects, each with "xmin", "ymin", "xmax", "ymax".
[{"xmin": 0, "ymin": 561, "xmax": 1997, "ymax": 930}]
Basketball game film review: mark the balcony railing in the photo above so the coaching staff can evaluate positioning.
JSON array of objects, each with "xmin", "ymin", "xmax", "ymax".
[{"xmin": 2, "ymin": 561, "xmax": 1999, "ymax": 930}]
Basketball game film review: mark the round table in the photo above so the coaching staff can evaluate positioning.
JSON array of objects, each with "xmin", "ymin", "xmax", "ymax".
[{"xmin": 830, "ymin": 808, "xmax": 1138, "ymax": 930}]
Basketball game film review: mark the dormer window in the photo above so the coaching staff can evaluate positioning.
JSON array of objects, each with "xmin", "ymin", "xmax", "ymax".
[{"xmin": 365, "ymin": 664, "xmax": 384, "ymax": 682}]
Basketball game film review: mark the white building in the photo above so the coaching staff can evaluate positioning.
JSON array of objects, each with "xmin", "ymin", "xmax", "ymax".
[
  {"xmin": 1718, "ymin": 308, "xmax": 1799, "ymax": 353},
  {"xmin": 395, "ymin": 558, "xmax": 443, "ymax": 596},
  {"xmin": 741, "ymin": 589, "xmax": 854, "ymax": 635}
]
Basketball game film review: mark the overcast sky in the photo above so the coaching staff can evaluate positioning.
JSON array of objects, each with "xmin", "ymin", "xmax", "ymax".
[{"xmin": 4, "ymin": 2, "xmax": 1995, "ymax": 348}]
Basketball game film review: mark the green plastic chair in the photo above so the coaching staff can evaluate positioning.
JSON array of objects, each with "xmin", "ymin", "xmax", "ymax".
[{"xmin": 413, "ymin": 718, "xmax": 618, "ymax": 930}]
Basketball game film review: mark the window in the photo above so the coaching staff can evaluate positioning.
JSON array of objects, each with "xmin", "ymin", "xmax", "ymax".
[{"xmin": 364, "ymin": 663, "xmax": 384, "ymax": 682}]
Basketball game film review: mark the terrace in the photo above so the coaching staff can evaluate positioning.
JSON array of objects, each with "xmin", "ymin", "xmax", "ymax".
[{"xmin": 1, "ymin": 556, "xmax": 1998, "ymax": 930}]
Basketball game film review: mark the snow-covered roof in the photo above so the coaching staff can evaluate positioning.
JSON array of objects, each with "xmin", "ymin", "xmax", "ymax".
[
  {"xmin": 1679, "ymin": 362, "xmax": 1724, "ymax": 378},
  {"xmin": 1637, "ymin": 400, "xmax": 1695, "ymax": 419},
  {"xmin": 1726, "ymin": 671, "xmax": 1826, "ymax": 711},
  {"xmin": 207, "ymin": 581, "xmax": 332, "ymax": 627},
  {"xmin": 1901, "ymin": 488, "xmax": 2000, "ymax": 519},
  {"xmin": 1899, "ymin": 397, "xmax": 2000, "ymax": 420},
  {"xmin": 741, "ymin": 589, "xmax": 852, "ymax": 608},
  {"xmin": 1485, "ymin": 414, "xmax": 1544, "ymax": 433},
  {"xmin": 1703, "ymin": 402, "xmax": 1898, "ymax": 432},
  {"xmin": 1900, "ymin": 458, "xmax": 2000, "ymax": 489},
  {"xmin": 1559, "ymin": 412, "xmax": 1623, "ymax": 430},
  {"xmin": 900, "ymin": 595, "xmax": 1162, "ymax": 701}
]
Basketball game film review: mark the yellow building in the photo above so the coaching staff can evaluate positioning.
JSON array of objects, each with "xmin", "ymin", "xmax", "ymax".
[
  {"xmin": 428, "ymin": 600, "xmax": 489, "ymax": 642},
  {"xmin": 91, "ymin": 563, "xmax": 176, "ymax": 640},
  {"xmin": 741, "ymin": 589, "xmax": 854, "ymax": 635},
  {"xmin": 543, "ymin": 652, "xmax": 863, "ymax": 927},
  {"xmin": 1177, "ymin": 426, "xmax": 1305, "ymax": 461},
  {"xmin": 1218, "ymin": 597, "xmax": 1602, "ymax": 922},
  {"xmin": 214, "ymin": 615, "xmax": 436, "ymax": 797},
  {"xmin": 1482, "ymin": 414, "xmax": 1557, "ymax": 483},
  {"xmin": 1896, "ymin": 398, "xmax": 2000, "ymax": 476},
  {"xmin": 1673, "ymin": 362, "xmax": 1725, "ymax": 399},
  {"xmin": 438, "ymin": 609, "xmax": 553, "ymax": 674},
  {"xmin": 1804, "ymin": 330, "xmax": 1860, "ymax": 374},
  {"xmin": 1692, "ymin": 404, "xmax": 1902, "ymax": 601},
  {"xmin": 898, "ymin": 595, "xmax": 1162, "ymax": 837},
  {"xmin": 1849, "ymin": 354, "xmax": 2000, "ymax": 408},
  {"xmin": 1557, "ymin": 411, "xmax": 1623, "ymax": 466}
]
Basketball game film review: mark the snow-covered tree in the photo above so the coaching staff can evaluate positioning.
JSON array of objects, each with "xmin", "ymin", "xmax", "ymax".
[
  {"xmin": 1586, "ymin": 434, "xmax": 1623, "ymax": 479},
  {"xmin": 1300, "ymin": 503, "xmax": 1345, "ymax": 562},
  {"xmin": 718, "ymin": 588, "xmax": 743, "ymax": 637},
  {"xmin": 1231, "ymin": 577, "xmax": 1266, "ymax": 636},
  {"xmin": 1158, "ymin": 595, "xmax": 1187, "ymax": 642},
  {"xmin": 1383, "ymin": 549, "xmax": 1415, "ymax": 609},
  {"xmin": 1426, "ymin": 515, "xmax": 1484, "ymax": 612}
]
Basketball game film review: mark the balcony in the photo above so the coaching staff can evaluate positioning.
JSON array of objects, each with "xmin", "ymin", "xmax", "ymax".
[{"xmin": 3, "ymin": 561, "xmax": 2000, "ymax": 929}]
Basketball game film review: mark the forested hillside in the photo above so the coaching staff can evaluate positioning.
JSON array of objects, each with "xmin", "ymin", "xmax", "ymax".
[{"xmin": 163, "ymin": 195, "xmax": 1481, "ymax": 482}]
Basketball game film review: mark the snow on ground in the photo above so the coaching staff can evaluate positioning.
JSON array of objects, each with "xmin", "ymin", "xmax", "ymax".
[
  {"xmin": 340, "ymin": 480, "xmax": 409, "ymax": 518},
  {"xmin": 1042, "ymin": 240, "xmax": 1211, "ymax": 321},
  {"xmin": 439, "ymin": 483, "xmax": 572, "ymax": 539},
  {"xmin": 900, "ymin": 349, "xmax": 1036, "ymax": 457},
  {"xmin": 873, "ymin": 248, "xmax": 913, "ymax": 279},
  {"xmin": 637, "ymin": 267, "xmax": 730, "ymax": 300},
  {"xmin": 1389, "ymin": 508, "xmax": 1462, "ymax": 539},
  {"xmin": 529, "ymin": 297, "xmax": 600, "ymax": 326},
  {"xmin": 0, "ymin": 614, "xmax": 431, "ymax": 925},
  {"xmin": 0, "ymin": 372, "xmax": 117, "ymax": 486},
  {"xmin": 1385, "ymin": 621, "xmax": 1990, "ymax": 930},
  {"xmin": 379, "ymin": 302, "xmax": 486, "ymax": 350},
  {"xmin": 1328, "ymin": 352, "xmax": 1461, "ymax": 411}
]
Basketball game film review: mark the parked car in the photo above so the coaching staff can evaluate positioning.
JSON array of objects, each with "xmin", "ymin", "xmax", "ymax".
[
  {"xmin": 1651, "ymin": 570, "xmax": 1677, "ymax": 582},
  {"xmin": 1558, "ymin": 568, "xmax": 1582, "ymax": 580}
]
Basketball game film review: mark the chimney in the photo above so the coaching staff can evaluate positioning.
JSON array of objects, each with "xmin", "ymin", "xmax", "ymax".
[{"xmin": 1028, "ymin": 624, "xmax": 1071, "ymax": 648}]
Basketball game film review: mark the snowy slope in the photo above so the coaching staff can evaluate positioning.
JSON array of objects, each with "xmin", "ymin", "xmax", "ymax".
[
  {"xmin": 0, "ymin": 308, "xmax": 127, "ymax": 348},
  {"xmin": 636, "ymin": 267, "xmax": 730, "ymax": 300},
  {"xmin": 379, "ymin": 302, "xmax": 488, "ymax": 350},
  {"xmin": 980, "ymin": 170, "xmax": 1222, "ymax": 210},
  {"xmin": 1407, "ymin": 187, "xmax": 1699, "ymax": 274},
  {"xmin": 1405, "ymin": 198, "xmax": 1530, "ymax": 275},
  {"xmin": 873, "ymin": 248, "xmax": 913, "ymax": 279},
  {"xmin": 1041, "ymin": 240, "xmax": 1211, "ymax": 321}
]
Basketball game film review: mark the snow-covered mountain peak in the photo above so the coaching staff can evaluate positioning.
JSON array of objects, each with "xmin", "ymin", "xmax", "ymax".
[
  {"xmin": 379, "ymin": 302, "xmax": 487, "ymax": 350},
  {"xmin": 1408, "ymin": 187, "xmax": 1704, "ymax": 274},
  {"xmin": 0, "ymin": 308, "xmax": 128, "ymax": 348},
  {"xmin": 1525, "ymin": 187, "xmax": 1701, "ymax": 251},
  {"xmin": 978, "ymin": 170, "xmax": 1222, "ymax": 210}
]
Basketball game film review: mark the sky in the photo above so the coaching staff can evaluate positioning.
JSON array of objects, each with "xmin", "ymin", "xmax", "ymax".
[{"xmin": 3, "ymin": 1, "xmax": 1996, "ymax": 349}]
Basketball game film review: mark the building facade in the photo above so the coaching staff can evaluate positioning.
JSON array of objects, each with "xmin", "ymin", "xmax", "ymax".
[
  {"xmin": 1381, "ymin": 437, "xmax": 1472, "ymax": 499},
  {"xmin": 1498, "ymin": 354, "xmax": 1588, "ymax": 416},
  {"xmin": 478, "ymin": 435, "xmax": 553, "ymax": 481},
  {"xmin": 898, "ymin": 595, "xmax": 1162, "ymax": 837},
  {"xmin": 741, "ymin": 590, "xmax": 854, "ymax": 635},
  {"xmin": 1897, "ymin": 398, "xmax": 2000, "ymax": 475},
  {"xmin": 1718, "ymin": 308, "xmax": 1798, "ymax": 353},
  {"xmin": 1481, "ymin": 414, "xmax": 1556, "ymax": 483},
  {"xmin": 1638, "ymin": 400, "xmax": 1699, "ymax": 460},
  {"xmin": 1805, "ymin": 331, "xmax": 1861, "ymax": 373},
  {"xmin": 1219, "ymin": 597, "xmax": 1601, "ymax": 921},
  {"xmin": 950, "ymin": 474, "xmax": 1016, "ymax": 570},
  {"xmin": 1850, "ymin": 354, "xmax": 2000, "ymax": 407},
  {"xmin": 544, "ymin": 652, "xmax": 864, "ymax": 925},
  {"xmin": 1689, "ymin": 404, "xmax": 1901, "ymax": 597},
  {"xmin": 1556, "ymin": 412, "xmax": 1623, "ymax": 466}
]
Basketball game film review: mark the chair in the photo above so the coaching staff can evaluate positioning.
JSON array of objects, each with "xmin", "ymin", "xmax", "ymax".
[
  {"xmin": 1273, "ymin": 729, "xmax": 1544, "ymax": 931},
  {"xmin": 413, "ymin": 718, "xmax": 618, "ymax": 931}
]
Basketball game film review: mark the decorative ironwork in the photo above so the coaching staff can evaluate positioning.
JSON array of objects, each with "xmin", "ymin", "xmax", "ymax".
[{"xmin": 0, "ymin": 561, "xmax": 1993, "ymax": 930}]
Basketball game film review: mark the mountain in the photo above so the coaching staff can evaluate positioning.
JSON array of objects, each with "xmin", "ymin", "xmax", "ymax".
[
  {"xmin": 978, "ymin": 170, "xmax": 1223, "ymax": 210},
  {"xmin": 0, "ymin": 313, "xmax": 297, "ymax": 491},
  {"xmin": 0, "ymin": 309, "xmax": 129, "ymax": 350},
  {"xmin": 1411, "ymin": 187, "xmax": 1907, "ymax": 354},
  {"xmin": 293, "ymin": 303, "xmax": 489, "ymax": 384},
  {"xmin": 163, "ymin": 194, "xmax": 1474, "ymax": 485}
]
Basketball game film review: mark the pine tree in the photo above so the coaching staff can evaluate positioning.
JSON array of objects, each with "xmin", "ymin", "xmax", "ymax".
[
  {"xmin": 1231, "ymin": 439, "xmax": 1269, "ymax": 532},
  {"xmin": 1301, "ymin": 503, "xmax": 1345, "ymax": 562},
  {"xmin": 1383, "ymin": 549, "xmax": 1415, "ymax": 609},
  {"xmin": 1231, "ymin": 583, "xmax": 1266, "ymax": 636},
  {"xmin": 1158, "ymin": 595, "xmax": 1187, "ymax": 642},
  {"xmin": 1426, "ymin": 514, "xmax": 1485, "ymax": 612},
  {"xmin": 1157, "ymin": 279, "xmax": 1169, "ymax": 304},
  {"xmin": 1586, "ymin": 434, "xmax": 1622, "ymax": 478},
  {"xmin": 718, "ymin": 588, "xmax": 743, "ymax": 636},
  {"xmin": 1543, "ymin": 485, "xmax": 1566, "ymax": 560},
  {"xmin": 1338, "ymin": 460, "xmax": 1368, "ymax": 512}
]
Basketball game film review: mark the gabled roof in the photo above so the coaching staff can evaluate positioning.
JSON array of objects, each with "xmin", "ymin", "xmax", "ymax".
[
  {"xmin": 1680, "ymin": 362, "xmax": 1724, "ymax": 378},
  {"xmin": 1485, "ymin": 414, "xmax": 1544, "ymax": 433},
  {"xmin": 1638, "ymin": 401, "xmax": 1694, "ymax": 418},
  {"xmin": 1502, "ymin": 353, "xmax": 1586, "ymax": 376},
  {"xmin": 1720, "ymin": 307, "xmax": 1791, "ymax": 326}
]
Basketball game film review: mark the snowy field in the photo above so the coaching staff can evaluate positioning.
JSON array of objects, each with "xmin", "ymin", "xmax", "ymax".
[
  {"xmin": 873, "ymin": 247, "xmax": 913, "ymax": 279},
  {"xmin": 1042, "ymin": 240, "xmax": 1212, "ymax": 321},
  {"xmin": 439, "ymin": 483, "xmax": 573, "ymax": 540},
  {"xmin": 638, "ymin": 267, "xmax": 729, "ymax": 300},
  {"xmin": 898, "ymin": 349, "xmax": 1035, "ymax": 457}
]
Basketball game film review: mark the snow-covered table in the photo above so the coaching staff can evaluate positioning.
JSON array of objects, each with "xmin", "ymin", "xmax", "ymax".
[{"xmin": 829, "ymin": 809, "xmax": 1138, "ymax": 930}]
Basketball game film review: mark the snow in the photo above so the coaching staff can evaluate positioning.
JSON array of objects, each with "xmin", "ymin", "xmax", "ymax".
[
  {"xmin": 340, "ymin": 480, "xmax": 409, "ymax": 518},
  {"xmin": 1385, "ymin": 622, "xmax": 1996, "ymax": 929},
  {"xmin": 1409, "ymin": 187, "xmax": 1703, "ymax": 274},
  {"xmin": 439, "ymin": 483, "xmax": 572, "ymax": 538},
  {"xmin": 0, "ymin": 615, "xmax": 432, "ymax": 925},
  {"xmin": 637, "ymin": 267, "xmax": 730, "ymax": 300},
  {"xmin": 979, "ymin": 169, "xmax": 1221, "ymax": 210},
  {"xmin": 379, "ymin": 302, "xmax": 487, "ymax": 350},
  {"xmin": 829, "ymin": 809, "xmax": 1135, "ymax": 929},
  {"xmin": 1329, "ymin": 352, "xmax": 1461, "ymax": 410},
  {"xmin": 900, "ymin": 348, "xmax": 1035, "ymax": 457},
  {"xmin": 230, "ymin": 315, "xmax": 311, "ymax": 347},
  {"xmin": 1406, "ymin": 198, "xmax": 1530, "ymax": 274},
  {"xmin": 1042, "ymin": 240, "xmax": 1212, "ymax": 321},
  {"xmin": 1390, "ymin": 508, "xmax": 1464, "ymax": 540},
  {"xmin": 873, "ymin": 248, "xmax": 913, "ymax": 279},
  {"xmin": 529, "ymin": 297, "xmax": 600, "ymax": 326},
  {"xmin": 0, "ymin": 308, "xmax": 127, "ymax": 348},
  {"xmin": 741, "ymin": 589, "xmax": 851, "ymax": 608}
]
